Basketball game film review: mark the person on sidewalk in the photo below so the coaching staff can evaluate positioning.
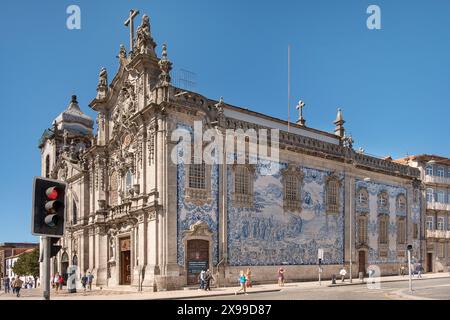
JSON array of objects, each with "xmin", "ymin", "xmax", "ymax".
[
  {"xmin": 339, "ymin": 267, "xmax": 347, "ymax": 282},
  {"xmin": 3, "ymin": 277, "xmax": 10, "ymax": 294},
  {"xmin": 246, "ymin": 268, "xmax": 252, "ymax": 288},
  {"xmin": 235, "ymin": 270, "xmax": 248, "ymax": 295},
  {"xmin": 53, "ymin": 273, "xmax": 61, "ymax": 293},
  {"xmin": 204, "ymin": 269, "xmax": 213, "ymax": 291},
  {"xmin": 87, "ymin": 271, "xmax": 94, "ymax": 291},
  {"xmin": 277, "ymin": 268, "xmax": 285, "ymax": 287},
  {"xmin": 198, "ymin": 269, "xmax": 206, "ymax": 290},
  {"xmin": 81, "ymin": 273, "xmax": 88, "ymax": 291},
  {"xmin": 12, "ymin": 277, "xmax": 23, "ymax": 298},
  {"xmin": 400, "ymin": 265, "xmax": 405, "ymax": 276}
]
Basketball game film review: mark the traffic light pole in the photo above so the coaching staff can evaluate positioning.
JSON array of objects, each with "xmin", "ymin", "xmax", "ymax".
[{"xmin": 42, "ymin": 237, "xmax": 51, "ymax": 300}]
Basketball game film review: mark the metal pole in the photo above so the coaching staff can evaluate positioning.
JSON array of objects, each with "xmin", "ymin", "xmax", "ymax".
[
  {"xmin": 42, "ymin": 237, "xmax": 51, "ymax": 300},
  {"xmin": 319, "ymin": 267, "xmax": 321, "ymax": 286},
  {"xmin": 408, "ymin": 249, "xmax": 412, "ymax": 293},
  {"xmin": 349, "ymin": 174, "xmax": 353, "ymax": 283}
]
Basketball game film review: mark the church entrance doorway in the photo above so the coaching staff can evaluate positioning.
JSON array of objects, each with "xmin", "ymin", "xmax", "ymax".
[
  {"xmin": 120, "ymin": 237, "xmax": 131, "ymax": 285},
  {"xmin": 358, "ymin": 251, "xmax": 366, "ymax": 276},
  {"xmin": 186, "ymin": 240, "xmax": 209, "ymax": 285}
]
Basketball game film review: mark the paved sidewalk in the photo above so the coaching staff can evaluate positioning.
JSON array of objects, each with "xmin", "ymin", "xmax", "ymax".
[{"xmin": 0, "ymin": 272, "xmax": 449, "ymax": 300}]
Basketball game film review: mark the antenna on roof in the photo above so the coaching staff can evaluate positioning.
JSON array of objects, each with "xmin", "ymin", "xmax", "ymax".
[{"xmin": 287, "ymin": 44, "xmax": 291, "ymax": 133}]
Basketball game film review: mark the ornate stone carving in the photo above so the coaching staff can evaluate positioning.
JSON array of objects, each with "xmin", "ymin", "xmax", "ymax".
[
  {"xmin": 158, "ymin": 44, "xmax": 172, "ymax": 87},
  {"xmin": 135, "ymin": 15, "xmax": 156, "ymax": 55},
  {"xmin": 96, "ymin": 67, "xmax": 108, "ymax": 99}
]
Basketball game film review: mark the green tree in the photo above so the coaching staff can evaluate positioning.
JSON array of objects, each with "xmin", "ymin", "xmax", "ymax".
[{"xmin": 11, "ymin": 249, "xmax": 40, "ymax": 287}]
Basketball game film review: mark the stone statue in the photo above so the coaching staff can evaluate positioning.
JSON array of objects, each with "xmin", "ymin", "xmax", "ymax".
[
  {"xmin": 135, "ymin": 14, "xmax": 155, "ymax": 54},
  {"xmin": 109, "ymin": 236, "xmax": 116, "ymax": 261}
]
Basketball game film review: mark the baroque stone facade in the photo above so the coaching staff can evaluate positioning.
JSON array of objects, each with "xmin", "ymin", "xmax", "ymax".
[{"xmin": 38, "ymin": 10, "xmax": 425, "ymax": 291}]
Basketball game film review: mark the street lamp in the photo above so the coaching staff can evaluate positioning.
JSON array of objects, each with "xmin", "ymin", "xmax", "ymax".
[{"xmin": 407, "ymin": 244, "xmax": 413, "ymax": 293}]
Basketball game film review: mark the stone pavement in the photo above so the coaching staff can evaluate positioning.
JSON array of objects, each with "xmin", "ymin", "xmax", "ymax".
[{"xmin": 0, "ymin": 272, "xmax": 449, "ymax": 300}]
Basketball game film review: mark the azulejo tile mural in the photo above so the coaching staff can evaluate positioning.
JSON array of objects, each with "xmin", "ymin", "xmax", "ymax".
[
  {"xmin": 227, "ymin": 162, "xmax": 345, "ymax": 266},
  {"xmin": 354, "ymin": 180, "xmax": 412, "ymax": 264},
  {"xmin": 176, "ymin": 124, "xmax": 219, "ymax": 267}
]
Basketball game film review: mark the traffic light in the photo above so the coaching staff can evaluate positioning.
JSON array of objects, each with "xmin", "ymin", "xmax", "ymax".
[
  {"xmin": 50, "ymin": 238, "xmax": 62, "ymax": 258},
  {"xmin": 32, "ymin": 177, "xmax": 67, "ymax": 237}
]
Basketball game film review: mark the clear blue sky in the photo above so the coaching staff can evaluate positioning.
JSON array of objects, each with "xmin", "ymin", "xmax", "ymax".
[{"xmin": 0, "ymin": 0, "xmax": 449, "ymax": 243}]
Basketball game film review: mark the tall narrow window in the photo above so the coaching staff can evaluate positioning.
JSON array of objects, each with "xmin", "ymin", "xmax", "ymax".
[
  {"xmin": 357, "ymin": 188, "xmax": 369, "ymax": 206},
  {"xmin": 282, "ymin": 165, "xmax": 303, "ymax": 212},
  {"xmin": 125, "ymin": 170, "xmax": 133, "ymax": 195},
  {"xmin": 426, "ymin": 166, "xmax": 433, "ymax": 176},
  {"xmin": 189, "ymin": 160, "xmax": 206, "ymax": 190},
  {"xmin": 358, "ymin": 216, "xmax": 368, "ymax": 244},
  {"xmin": 426, "ymin": 188, "xmax": 434, "ymax": 202},
  {"xmin": 233, "ymin": 165, "xmax": 254, "ymax": 208},
  {"xmin": 326, "ymin": 176, "xmax": 340, "ymax": 214},
  {"xmin": 45, "ymin": 155, "xmax": 50, "ymax": 178},
  {"xmin": 437, "ymin": 191, "xmax": 445, "ymax": 203},
  {"xmin": 72, "ymin": 200, "xmax": 78, "ymax": 225},
  {"xmin": 397, "ymin": 217, "xmax": 406, "ymax": 244},
  {"xmin": 413, "ymin": 223, "xmax": 418, "ymax": 239},
  {"xmin": 426, "ymin": 216, "xmax": 434, "ymax": 230},
  {"xmin": 437, "ymin": 167, "xmax": 444, "ymax": 178},
  {"xmin": 437, "ymin": 217, "xmax": 444, "ymax": 231},
  {"xmin": 379, "ymin": 215, "xmax": 389, "ymax": 245}
]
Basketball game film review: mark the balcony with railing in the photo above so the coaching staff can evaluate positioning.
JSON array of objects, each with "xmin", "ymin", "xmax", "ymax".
[
  {"xmin": 424, "ymin": 175, "xmax": 450, "ymax": 185},
  {"xmin": 426, "ymin": 229, "xmax": 450, "ymax": 239},
  {"xmin": 427, "ymin": 201, "xmax": 450, "ymax": 211}
]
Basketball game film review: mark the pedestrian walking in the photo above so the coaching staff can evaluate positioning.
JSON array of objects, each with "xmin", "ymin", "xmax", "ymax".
[
  {"xmin": 81, "ymin": 273, "xmax": 88, "ymax": 291},
  {"xmin": 87, "ymin": 271, "xmax": 94, "ymax": 291},
  {"xmin": 53, "ymin": 273, "xmax": 61, "ymax": 293},
  {"xmin": 246, "ymin": 268, "xmax": 252, "ymax": 288},
  {"xmin": 198, "ymin": 269, "xmax": 206, "ymax": 290},
  {"xmin": 12, "ymin": 277, "xmax": 23, "ymax": 297},
  {"xmin": 10, "ymin": 277, "xmax": 16, "ymax": 295},
  {"xmin": 400, "ymin": 265, "xmax": 405, "ymax": 276},
  {"xmin": 235, "ymin": 270, "xmax": 248, "ymax": 295},
  {"xmin": 339, "ymin": 267, "xmax": 347, "ymax": 282},
  {"xmin": 3, "ymin": 276, "xmax": 10, "ymax": 294},
  {"xmin": 277, "ymin": 268, "xmax": 285, "ymax": 287},
  {"xmin": 204, "ymin": 269, "xmax": 213, "ymax": 291}
]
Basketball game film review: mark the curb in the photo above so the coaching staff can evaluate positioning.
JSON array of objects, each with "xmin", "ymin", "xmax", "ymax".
[
  {"xmin": 156, "ymin": 288, "xmax": 282, "ymax": 300},
  {"xmin": 327, "ymin": 275, "xmax": 450, "ymax": 288}
]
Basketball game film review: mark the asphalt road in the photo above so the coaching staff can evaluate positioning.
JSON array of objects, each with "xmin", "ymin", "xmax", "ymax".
[{"xmin": 190, "ymin": 278, "xmax": 450, "ymax": 300}]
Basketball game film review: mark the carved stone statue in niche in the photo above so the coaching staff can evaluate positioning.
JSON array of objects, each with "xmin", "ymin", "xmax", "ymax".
[{"xmin": 109, "ymin": 235, "xmax": 116, "ymax": 262}]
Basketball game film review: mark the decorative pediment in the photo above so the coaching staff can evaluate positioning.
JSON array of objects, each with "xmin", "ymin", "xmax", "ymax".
[{"xmin": 182, "ymin": 221, "xmax": 213, "ymax": 238}]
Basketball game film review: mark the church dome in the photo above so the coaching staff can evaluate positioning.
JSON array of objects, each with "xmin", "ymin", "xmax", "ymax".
[{"xmin": 54, "ymin": 95, "xmax": 94, "ymax": 136}]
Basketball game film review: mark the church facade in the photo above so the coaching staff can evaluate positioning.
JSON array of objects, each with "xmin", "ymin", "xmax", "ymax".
[{"xmin": 38, "ymin": 11, "xmax": 425, "ymax": 291}]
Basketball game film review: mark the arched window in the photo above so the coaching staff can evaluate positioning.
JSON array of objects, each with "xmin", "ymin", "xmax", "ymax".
[
  {"xmin": 72, "ymin": 200, "xmax": 78, "ymax": 225},
  {"xmin": 357, "ymin": 188, "xmax": 369, "ymax": 207},
  {"xmin": 72, "ymin": 255, "xmax": 78, "ymax": 267},
  {"xmin": 45, "ymin": 155, "xmax": 50, "ymax": 178},
  {"xmin": 396, "ymin": 194, "xmax": 406, "ymax": 212},
  {"xmin": 326, "ymin": 177, "xmax": 340, "ymax": 214},
  {"xmin": 125, "ymin": 170, "xmax": 133, "ymax": 195},
  {"xmin": 377, "ymin": 191, "xmax": 389, "ymax": 213},
  {"xmin": 110, "ymin": 171, "xmax": 118, "ymax": 206}
]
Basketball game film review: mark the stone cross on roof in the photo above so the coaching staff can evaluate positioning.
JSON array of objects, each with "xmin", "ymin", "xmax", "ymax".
[
  {"xmin": 124, "ymin": 9, "xmax": 140, "ymax": 52},
  {"xmin": 296, "ymin": 100, "xmax": 306, "ymax": 126}
]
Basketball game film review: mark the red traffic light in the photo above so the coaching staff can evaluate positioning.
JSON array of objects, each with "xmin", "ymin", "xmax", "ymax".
[{"xmin": 46, "ymin": 187, "xmax": 59, "ymax": 200}]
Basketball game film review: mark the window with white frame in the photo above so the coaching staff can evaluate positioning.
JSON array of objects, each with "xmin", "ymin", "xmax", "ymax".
[
  {"xmin": 437, "ymin": 167, "xmax": 444, "ymax": 178},
  {"xmin": 426, "ymin": 188, "xmax": 434, "ymax": 202},
  {"xmin": 437, "ymin": 191, "xmax": 445, "ymax": 203},
  {"xmin": 377, "ymin": 192, "xmax": 389, "ymax": 210},
  {"xmin": 426, "ymin": 216, "xmax": 434, "ymax": 230},
  {"xmin": 357, "ymin": 188, "xmax": 369, "ymax": 207},
  {"xmin": 397, "ymin": 194, "xmax": 406, "ymax": 211},
  {"xmin": 437, "ymin": 217, "xmax": 445, "ymax": 231},
  {"xmin": 426, "ymin": 166, "xmax": 433, "ymax": 176}
]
